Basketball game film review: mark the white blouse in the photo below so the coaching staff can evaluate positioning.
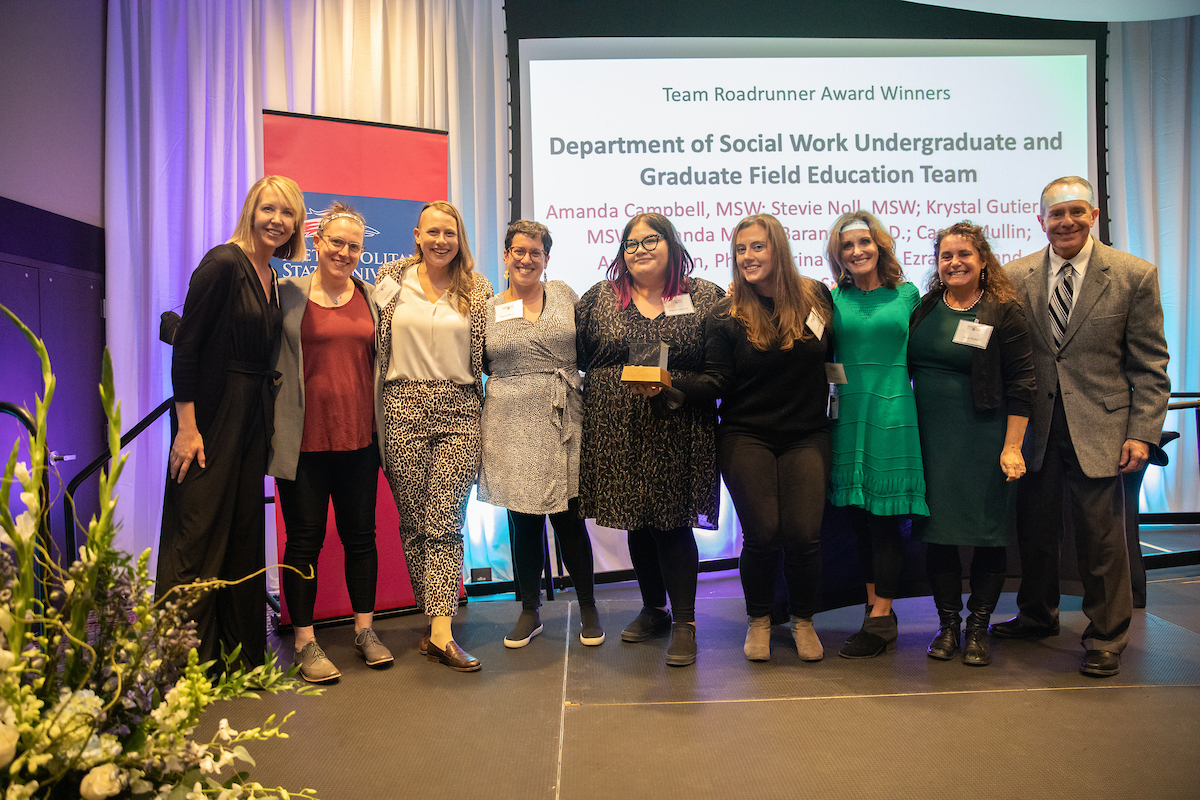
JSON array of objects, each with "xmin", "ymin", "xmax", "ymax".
[{"xmin": 386, "ymin": 265, "xmax": 472, "ymax": 384}]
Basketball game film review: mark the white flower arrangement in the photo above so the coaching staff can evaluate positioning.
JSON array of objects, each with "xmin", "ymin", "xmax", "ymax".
[{"xmin": 0, "ymin": 305, "xmax": 323, "ymax": 799}]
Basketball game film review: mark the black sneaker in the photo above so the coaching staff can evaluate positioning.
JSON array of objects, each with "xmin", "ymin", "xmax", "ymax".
[
  {"xmin": 665, "ymin": 622, "xmax": 697, "ymax": 666},
  {"xmin": 620, "ymin": 607, "xmax": 672, "ymax": 642},
  {"xmin": 504, "ymin": 609, "xmax": 543, "ymax": 649},
  {"xmin": 579, "ymin": 604, "xmax": 605, "ymax": 646}
]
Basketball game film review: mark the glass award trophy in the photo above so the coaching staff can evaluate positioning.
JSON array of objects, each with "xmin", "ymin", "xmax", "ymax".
[{"xmin": 621, "ymin": 340, "xmax": 671, "ymax": 387}]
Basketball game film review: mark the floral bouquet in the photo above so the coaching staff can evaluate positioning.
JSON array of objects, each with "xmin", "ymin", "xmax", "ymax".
[{"xmin": 0, "ymin": 306, "xmax": 322, "ymax": 799}]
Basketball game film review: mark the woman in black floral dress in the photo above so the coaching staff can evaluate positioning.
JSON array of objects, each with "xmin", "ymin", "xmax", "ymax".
[{"xmin": 576, "ymin": 212, "xmax": 723, "ymax": 667}]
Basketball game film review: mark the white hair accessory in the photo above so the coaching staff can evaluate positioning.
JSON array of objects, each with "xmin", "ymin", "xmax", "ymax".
[
  {"xmin": 317, "ymin": 211, "xmax": 365, "ymax": 233},
  {"xmin": 840, "ymin": 220, "xmax": 870, "ymax": 234}
]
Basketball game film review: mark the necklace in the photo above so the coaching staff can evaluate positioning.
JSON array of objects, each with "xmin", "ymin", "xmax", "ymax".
[
  {"xmin": 943, "ymin": 289, "xmax": 982, "ymax": 312},
  {"xmin": 322, "ymin": 281, "xmax": 352, "ymax": 306}
]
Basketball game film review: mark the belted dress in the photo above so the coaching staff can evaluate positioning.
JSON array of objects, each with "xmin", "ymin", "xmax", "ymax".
[{"xmin": 479, "ymin": 280, "xmax": 583, "ymax": 514}]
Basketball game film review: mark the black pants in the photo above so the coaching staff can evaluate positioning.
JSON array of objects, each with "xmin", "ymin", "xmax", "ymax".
[
  {"xmin": 276, "ymin": 445, "xmax": 380, "ymax": 628},
  {"xmin": 848, "ymin": 508, "xmax": 905, "ymax": 600},
  {"xmin": 1015, "ymin": 396, "xmax": 1131, "ymax": 652},
  {"xmin": 628, "ymin": 526, "xmax": 699, "ymax": 624},
  {"xmin": 719, "ymin": 428, "xmax": 831, "ymax": 619},
  {"xmin": 510, "ymin": 497, "xmax": 596, "ymax": 610}
]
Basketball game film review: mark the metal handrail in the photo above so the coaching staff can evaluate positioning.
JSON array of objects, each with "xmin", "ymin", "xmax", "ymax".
[
  {"xmin": 63, "ymin": 397, "xmax": 175, "ymax": 559},
  {"xmin": 60, "ymin": 397, "xmax": 283, "ymax": 615},
  {"xmin": 0, "ymin": 401, "xmax": 52, "ymax": 604}
]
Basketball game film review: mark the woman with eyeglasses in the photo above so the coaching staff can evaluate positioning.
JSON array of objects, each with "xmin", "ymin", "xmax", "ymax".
[
  {"xmin": 672, "ymin": 213, "xmax": 834, "ymax": 663},
  {"xmin": 158, "ymin": 175, "xmax": 304, "ymax": 670},
  {"xmin": 268, "ymin": 202, "xmax": 392, "ymax": 682},
  {"xmin": 824, "ymin": 211, "xmax": 928, "ymax": 659},
  {"xmin": 376, "ymin": 201, "xmax": 493, "ymax": 671},
  {"xmin": 576, "ymin": 212, "xmax": 723, "ymax": 667},
  {"xmin": 479, "ymin": 220, "xmax": 602, "ymax": 649}
]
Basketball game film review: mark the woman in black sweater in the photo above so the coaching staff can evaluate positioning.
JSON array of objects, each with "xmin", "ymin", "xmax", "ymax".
[{"xmin": 672, "ymin": 213, "xmax": 834, "ymax": 662}]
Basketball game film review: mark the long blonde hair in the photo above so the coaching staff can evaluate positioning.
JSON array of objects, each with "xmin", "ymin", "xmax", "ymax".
[
  {"xmin": 726, "ymin": 214, "xmax": 829, "ymax": 351},
  {"xmin": 227, "ymin": 175, "xmax": 307, "ymax": 261},
  {"xmin": 415, "ymin": 201, "xmax": 476, "ymax": 315}
]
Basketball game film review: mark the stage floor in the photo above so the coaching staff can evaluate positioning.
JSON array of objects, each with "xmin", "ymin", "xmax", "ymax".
[{"xmin": 205, "ymin": 567, "xmax": 1200, "ymax": 799}]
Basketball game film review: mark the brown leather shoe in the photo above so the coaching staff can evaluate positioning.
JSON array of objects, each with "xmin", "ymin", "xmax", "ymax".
[
  {"xmin": 419, "ymin": 624, "xmax": 431, "ymax": 655},
  {"xmin": 427, "ymin": 639, "xmax": 481, "ymax": 672}
]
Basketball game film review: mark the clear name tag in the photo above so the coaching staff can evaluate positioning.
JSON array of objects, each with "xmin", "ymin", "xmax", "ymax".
[
  {"xmin": 825, "ymin": 363, "xmax": 848, "ymax": 384},
  {"xmin": 806, "ymin": 310, "xmax": 825, "ymax": 340},
  {"xmin": 374, "ymin": 275, "xmax": 400, "ymax": 307},
  {"xmin": 495, "ymin": 299, "xmax": 523, "ymax": 322},
  {"xmin": 953, "ymin": 320, "xmax": 993, "ymax": 349},
  {"xmin": 663, "ymin": 293, "xmax": 695, "ymax": 316}
]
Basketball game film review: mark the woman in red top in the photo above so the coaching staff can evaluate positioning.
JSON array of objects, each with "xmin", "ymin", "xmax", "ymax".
[{"xmin": 269, "ymin": 202, "xmax": 389, "ymax": 682}]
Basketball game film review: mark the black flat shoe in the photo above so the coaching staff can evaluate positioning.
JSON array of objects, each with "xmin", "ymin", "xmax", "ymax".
[
  {"xmin": 989, "ymin": 616, "xmax": 1059, "ymax": 639},
  {"xmin": 1080, "ymin": 649, "xmax": 1120, "ymax": 677},
  {"xmin": 427, "ymin": 639, "xmax": 482, "ymax": 672}
]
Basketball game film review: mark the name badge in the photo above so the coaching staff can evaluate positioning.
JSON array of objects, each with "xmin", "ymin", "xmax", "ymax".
[
  {"xmin": 663, "ymin": 293, "xmax": 696, "ymax": 316},
  {"xmin": 374, "ymin": 275, "xmax": 400, "ymax": 308},
  {"xmin": 825, "ymin": 363, "xmax": 848, "ymax": 384},
  {"xmin": 806, "ymin": 310, "xmax": 825, "ymax": 340},
  {"xmin": 495, "ymin": 299, "xmax": 523, "ymax": 322},
  {"xmin": 953, "ymin": 320, "xmax": 994, "ymax": 349}
]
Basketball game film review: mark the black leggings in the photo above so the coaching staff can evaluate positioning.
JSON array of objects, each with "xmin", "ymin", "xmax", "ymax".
[
  {"xmin": 509, "ymin": 497, "xmax": 596, "ymax": 610},
  {"xmin": 627, "ymin": 526, "xmax": 699, "ymax": 624},
  {"xmin": 719, "ymin": 429, "xmax": 830, "ymax": 619},
  {"xmin": 277, "ymin": 445, "xmax": 380, "ymax": 628},
  {"xmin": 848, "ymin": 508, "xmax": 905, "ymax": 600},
  {"xmin": 926, "ymin": 542, "xmax": 1007, "ymax": 578}
]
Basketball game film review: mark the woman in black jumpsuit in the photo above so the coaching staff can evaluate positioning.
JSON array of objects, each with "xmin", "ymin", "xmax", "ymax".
[{"xmin": 156, "ymin": 175, "xmax": 306, "ymax": 669}]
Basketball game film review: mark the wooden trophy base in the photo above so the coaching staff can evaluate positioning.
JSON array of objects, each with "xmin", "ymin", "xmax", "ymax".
[{"xmin": 620, "ymin": 365, "xmax": 671, "ymax": 387}]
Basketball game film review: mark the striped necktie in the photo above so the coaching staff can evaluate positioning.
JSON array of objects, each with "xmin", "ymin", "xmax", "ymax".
[{"xmin": 1049, "ymin": 262, "xmax": 1074, "ymax": 347}]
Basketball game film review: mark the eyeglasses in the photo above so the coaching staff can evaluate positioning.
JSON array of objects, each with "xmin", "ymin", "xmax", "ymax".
[
  {"xmin": 507, "ymin": 247, "xmax": 545, "ymax": 261},
  {"xmin": 622, "ymin": 234, "xmax": 662, "ymax": 254},
  {"xmin": 318, "ymin": 234, "xmax": 363, "ymax": 256}
]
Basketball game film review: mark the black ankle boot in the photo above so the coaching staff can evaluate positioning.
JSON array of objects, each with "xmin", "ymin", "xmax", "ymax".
[
  {"xmin": 927, "ymin": 572, "xmax": 963, "ymax": 661},
  {"xmin": 962, "ymin": 572, "xmax": 1006, "ymax": 666}
]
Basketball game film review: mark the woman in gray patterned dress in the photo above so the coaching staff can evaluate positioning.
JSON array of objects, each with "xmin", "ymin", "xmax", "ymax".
[
  {"xmin": 576, "ymin": 212, "xmax": 723, "ymax": 667},
  {"xmin": 480, "ymin": 220, "xmax": 602, "ymax": 649}
]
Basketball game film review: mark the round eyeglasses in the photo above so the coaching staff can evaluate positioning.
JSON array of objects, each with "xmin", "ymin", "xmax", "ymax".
[{"xmin": 622, "ymin": 234, "xmax": 663, "ymax": 254}]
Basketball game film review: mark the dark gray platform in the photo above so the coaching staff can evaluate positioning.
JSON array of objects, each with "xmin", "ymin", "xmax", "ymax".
[{"xmin": 206, "ymin": 582, "xmax": 1200, "ymax": 800}]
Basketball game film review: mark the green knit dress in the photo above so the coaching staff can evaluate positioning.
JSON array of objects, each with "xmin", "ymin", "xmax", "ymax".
[{"xmin": 829, "ymin": 282, "xmax": 929, "ymax": 517}]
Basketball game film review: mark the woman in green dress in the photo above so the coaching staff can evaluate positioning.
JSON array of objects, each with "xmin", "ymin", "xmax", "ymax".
[
  {"xmin": 908, "ymin": 221, "xmax": 1035, "ymax": 666},
  {"xmin": 826, "ymin": 211, "xmax": 929, "ymax": 658}
]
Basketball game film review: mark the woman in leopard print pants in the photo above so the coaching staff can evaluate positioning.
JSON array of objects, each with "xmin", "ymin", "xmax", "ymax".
[{"xmin": 376, "ymin": 201, "xmax": 493, "ymax": 672}]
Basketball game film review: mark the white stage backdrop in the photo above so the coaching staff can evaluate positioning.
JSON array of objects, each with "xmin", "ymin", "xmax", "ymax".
[{"xmin": 520, "ymin": 38, "xmax": 1096, "ymax": 294}]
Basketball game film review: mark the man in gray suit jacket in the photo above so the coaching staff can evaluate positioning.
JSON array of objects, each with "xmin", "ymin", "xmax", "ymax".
[{"xmin": 991, "ymin": 176, "xmax": 1170, "ymax": 677}]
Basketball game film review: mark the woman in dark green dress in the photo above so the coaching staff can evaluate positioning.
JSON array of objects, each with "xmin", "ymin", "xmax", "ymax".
[{"xmin": 908, "ymin": 221, "xmax": 1035, "ymax": 667}]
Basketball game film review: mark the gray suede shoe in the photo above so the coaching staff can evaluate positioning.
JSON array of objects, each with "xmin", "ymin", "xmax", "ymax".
[
  {"xmin": 790, "ymin": 615, "xmax": 824, "ymax": 662},
  {"xmin": 744, "ymin": 615, "xmax": 771, "ymax": 661},
  {"xmin": 295, "ymin": 641, "xmax": 341, "ymax": 683}
]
